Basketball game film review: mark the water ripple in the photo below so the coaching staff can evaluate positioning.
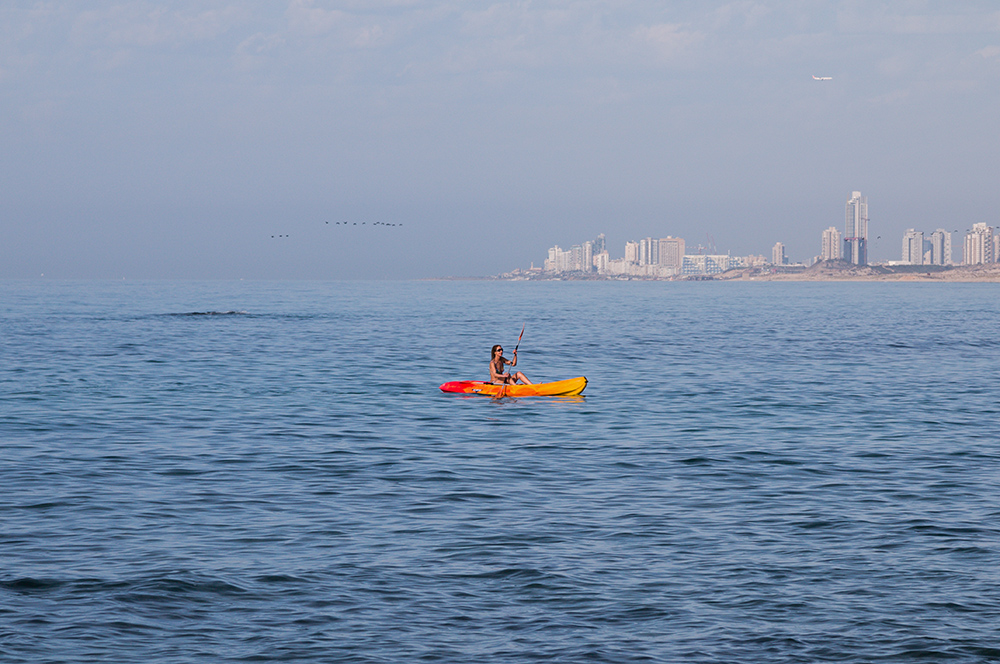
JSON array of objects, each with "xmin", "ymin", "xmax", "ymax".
[{"xmin": 2, "ymin": 281, "xmax": 1000, "ymax": 662}]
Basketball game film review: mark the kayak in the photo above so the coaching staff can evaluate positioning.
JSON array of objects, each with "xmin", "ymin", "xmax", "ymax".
[
  {"xmin": 439, "ymin": 376, "xmax": 587, "ymax": 397},
  {"xmin": 439, "ymin": 377, "xmax": 587, "ymax": 397}
]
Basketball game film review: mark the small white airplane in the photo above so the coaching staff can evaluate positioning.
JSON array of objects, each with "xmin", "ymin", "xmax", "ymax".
[{"xmin": 812, "ymin": 75, "xmax": 832, "ymax": 80}]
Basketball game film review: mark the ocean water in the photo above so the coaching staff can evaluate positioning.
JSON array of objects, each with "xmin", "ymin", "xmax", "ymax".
[{"xmin": 2, "ymin": 279, "xmax": 999, "ymax": 663}]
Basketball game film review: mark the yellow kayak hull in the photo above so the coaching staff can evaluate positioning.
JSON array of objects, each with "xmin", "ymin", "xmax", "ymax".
[{"xmin": 439, "ymin": 376, "xmax": 587, "ymax": 397}]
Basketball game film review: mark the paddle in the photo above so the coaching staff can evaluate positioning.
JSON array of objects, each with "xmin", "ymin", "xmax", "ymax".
[{"xmin": 497, "ymin": 324, "xmax": 525, "ymax": 399}]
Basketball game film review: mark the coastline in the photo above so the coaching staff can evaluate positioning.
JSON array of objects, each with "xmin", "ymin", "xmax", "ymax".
[{"xmin": 493, "ymin": 261, "xmax": 1000, "ymax": 283}]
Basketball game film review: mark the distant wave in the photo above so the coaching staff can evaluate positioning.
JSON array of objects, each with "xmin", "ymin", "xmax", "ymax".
[{"xmin": 173, "ymin": 311, "xmax": 249, "ymax": 317}]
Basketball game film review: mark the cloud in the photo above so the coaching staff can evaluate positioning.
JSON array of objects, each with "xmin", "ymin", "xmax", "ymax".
[
  {"xmin": 71, "ymin": 3, "xmax": 244, "ymax": 48},
  {"xmin": 353, "ymin": 24, "xmax": 387, "ymax": 48},
  {"xmin": 867, "ymin": 88, "xmax": 910, "ymax": 106},
  {"xmin": 234, "ymin": 32, "xmax": 286, "ymax": 69},
  {"xmin": 977, "ymin": 45, "xmax": 1000, "ymax": 59},
  {"xmin": 634, "ymin": 23, "xmax": 702, "ymax": 63},
  {"xmin": 283, "ymin": 0, "xmax": 395, "ymax": 53},
  {"xmin": 877, "ymin": 52, "xmax": 913, "ymax": 77},
  {"xmin": 285, "ymin": 0, "xmax": 348, "ymax": 36},
  {"xmin": 838, "ymin": 6, "xmax": 1000, "ymax": 35},
  {"xmin": 711, "ymin": 1, "xmax": 771, "ymax": 30}
]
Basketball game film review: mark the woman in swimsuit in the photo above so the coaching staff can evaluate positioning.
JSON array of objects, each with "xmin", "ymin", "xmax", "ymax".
[{"xmin": 490, "ymin": 344, "xmax": 532, "ymax": 385}]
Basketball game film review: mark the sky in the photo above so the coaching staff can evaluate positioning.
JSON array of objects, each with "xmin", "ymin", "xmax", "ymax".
[{"xmin": 2, "ymin": 1, "xmax": 999, "ymax": 278}]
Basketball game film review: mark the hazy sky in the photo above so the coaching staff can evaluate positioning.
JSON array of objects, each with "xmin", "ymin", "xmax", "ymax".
[{"xmin": 3, "ymin": 1, "xmax": 999, "ymax": 278}]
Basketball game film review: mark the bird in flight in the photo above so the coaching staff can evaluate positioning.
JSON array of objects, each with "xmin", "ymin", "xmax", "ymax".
[{"xmin": 812, "ymin": 75, "xmax": 832, "ymax": 81}]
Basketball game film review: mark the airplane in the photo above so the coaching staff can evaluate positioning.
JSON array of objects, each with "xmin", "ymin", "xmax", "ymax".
[{"xmin": 813, "ymin": 75, "xmax": 832, "ymax": 81}]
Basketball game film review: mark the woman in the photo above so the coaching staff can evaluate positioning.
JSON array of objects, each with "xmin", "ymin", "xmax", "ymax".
[{"xmin": 490, "ymin": 344, "xmax": 533, "ymax": 385}]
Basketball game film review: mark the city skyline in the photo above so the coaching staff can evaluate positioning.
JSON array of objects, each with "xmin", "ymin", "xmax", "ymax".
[
  {"xmin": 528, "ymin": 177, "xmax": 999, "ymax": 276},
  {"xmin": 526, "ymin": 189, "xmax": 997, "ymax": 277}
]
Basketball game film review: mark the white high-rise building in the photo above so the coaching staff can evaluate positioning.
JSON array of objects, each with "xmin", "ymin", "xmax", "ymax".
[
  {"xmin": 544, "ymin": 245, "xmax": 561, "ymax": 272},
  {"xmin": 821, "ymin": 226, "xmax": 842, "ymax": 260},
  {"xmin": 544, "ymin": 245, "xmax": 576, "ymax": 272},
  {"xmin": 582, "ymin": 241, "xmax": 594, "ymax": 272},
  {"xmin": 624, "ymin": 241, "xmax": 640, "ymax": 264},
  {"xmin": 593, "ymin": 250, "xmax": 609, "ymax": 273},
  {"xmin": 557, "ymin": 247, "xmax": 572, "ymax": 272},
  {"xmin": 845, "ymin": 191, "xmax": 868, "ymax": 265},
  {"xmin": 927, "ymin": 229, "xmax": 951, "ymax": 265},
  {"xmin": 639, "ymin": 237, "xmax": 659, "ymax": 266},
  {"xmin": 902, "ymin": 229, "xmax": 924, "ymax": 265},
  {"xmin": 963, "ymin": 223, "xmax": 994, "ymax": 265},
  {"xmin": 772, "ymin": 242, "xmax": 787, "ymax": 266}
]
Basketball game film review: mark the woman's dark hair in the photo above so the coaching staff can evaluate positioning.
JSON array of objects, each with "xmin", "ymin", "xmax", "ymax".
[{"xmin": 491, "ymin": 344, "xmax": 502, "ymax": 361}]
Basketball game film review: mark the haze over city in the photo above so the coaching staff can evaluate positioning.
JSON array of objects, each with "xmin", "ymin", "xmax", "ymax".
[{"xmin": 2, "ymin": 2, "xmax": 999, "ymax": 279}]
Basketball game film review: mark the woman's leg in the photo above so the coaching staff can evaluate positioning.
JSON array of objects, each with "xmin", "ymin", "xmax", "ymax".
[{"xmin": 514, "ymin": 371, "xmax": 533, "ymax": 385}]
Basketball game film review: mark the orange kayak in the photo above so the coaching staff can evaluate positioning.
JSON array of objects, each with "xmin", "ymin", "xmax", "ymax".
[{"xmin": 439, "ymin": 376, "xmax": 587, "ymax": 397}]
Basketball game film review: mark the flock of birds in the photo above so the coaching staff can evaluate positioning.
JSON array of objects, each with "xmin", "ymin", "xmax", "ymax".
[
  {"xmin": 270, "ymin": 221, "xmax": 403, "ymax": 239},
  {"xmin": 328, "ymin": 221, "xmax": 402, "ymax": 227}
]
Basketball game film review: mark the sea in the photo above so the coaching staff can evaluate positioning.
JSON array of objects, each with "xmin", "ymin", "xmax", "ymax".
[{"xmin": 2, "ymin": 279, "xmax": 999, "ymax": 663}]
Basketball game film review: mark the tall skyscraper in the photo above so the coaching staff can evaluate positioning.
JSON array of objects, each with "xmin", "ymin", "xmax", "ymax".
[
  {"xmin": 821, "ymin": 226, "xmax": 842, "ymax": 260},
  {"xmin": 639, "ymin": 238, "xmax": 659, "ymax": 266},
  {"xmin": 624, "ymin": 241, "xmax": 640, "ymax": 264},
  {"xmin": 844, "ymin": 191, "xmax": 868, "ymax": 265},
  {"xmin": 658, "ymin": 237, "xmax": 685, "ymax": 270},
  {"xmin": 963, "ymin": 223, "xmax": 994, "ymax": 265},
  {"xmin": 927, "ymin": 229, "xmax": 951, "ymax": 265},
  {"xmin": 902, "ymin": 229, "xmax": 924, "ymax": 264},
  {"xmin": 594, "ymin": 234, "xmax": 606, "ymax": 254},
  {"xmin": 545, "ymin": 245, "xmax": 560, "ymax": 272},
  {"xmin": 772, "ymin": 242, "xmax": 787, "ymax": 265}
]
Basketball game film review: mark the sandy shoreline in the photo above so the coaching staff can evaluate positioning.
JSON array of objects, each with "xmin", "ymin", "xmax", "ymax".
[
  {"xmin": 494, "ymin": 261, "xmax": 1000, "ymax": 282},
  {"xmin": 730, "ymin": 261, "xmax": 1000, "ymax": 282}
]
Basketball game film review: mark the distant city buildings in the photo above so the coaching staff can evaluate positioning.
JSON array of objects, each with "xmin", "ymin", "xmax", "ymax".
[
  {"xmin": 624, "ymin": 241, "xmax": 639, "ymax": 264},
  {"xmin": 593, "ymin": 250, "xmax": 609, "ymax": 273},
  {"xmin": 772, "ymin": 242, "xmax": 787, "ymax": 266},
  {"xmin": 682, "ymin": 254, "xmax": 741, "ymax": 275},
  {"xmin": 897, "ymin": 228, "xmax": 953, "ymax": 266},
  {"xmin": 821, "ymin": 227, "xmax": 842, "ymax": 261},
  {"xmin": 659, "ymin": 237, "xmax": 685, "ymax": 270},
  {"xmin": 538, "ymin": 191, "xmax": 876, "ymax": 276},
  {"xmin": 902, "ymin": 229, "xmax": 924, "ymax": 264},
  {"xmin": 543, "ymin": 232, "xmax": 754, "ymax": 278},
  {"xmin": 928, "ymin": 229, "xmax": 952, "ymax": 265},
  {"xmin": 639, "ymin": 238, "xmax": 657, "ymax": 266},
  {"xmin": 544, "ymin": 236, "xmax": 607, "ymax": 273},
  {"xmin": 963, "ymin": 223, "xmax": 995, "ymax": 265},
  {"xmin": 526, "ymin": 190, "xmax": 998, "ymax": 278},
  {"xmin": 845, "ymin": 191, "xmax": 868, "ymax": 265}
]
